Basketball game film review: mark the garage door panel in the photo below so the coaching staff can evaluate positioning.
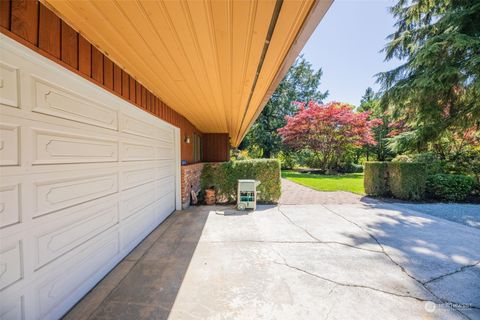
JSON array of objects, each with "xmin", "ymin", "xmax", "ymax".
[
  {"xmin": 34, "ymin": 172, "xmax": 119, "ymax": 218},
  {"xmin": 121, "ymin": 201, "xmax": 160, "ymax": 253},
  {"xmin": 121, "ymin": 140, "xmax": 173, "ymax": 162},
  {"xmin": 32, "ymin": 77, "xmax": 118, "ymax": 131},
  {"xmin": 120, "ymin": 176, "xmax": 173, "ymax": 220},
  {"xmin": 119, "ymin": 113, "xmax": 173, "ymax": 142},
  {"xmin": 0, "ymin": 296, "xmax": 24, "ymax": 320},
  {"xmin": 0, "ymin": 61, "xmax": 19, "ymax": 108},
  {"xmin": 120, "ymin": 141, "xmax": 158, "ymax": 162},
  {"xmin": 34, "ymin": 232, "xmax": 120, "ymax": 320},
  {"xmin": 0, "ymin": 123, "xmax": 20, "ymax": 166},
  {"xmin": 121, "ymin": 160, "xmax": 174, "ymax": 190},
  {"xmin": 157, "ymin": 192, "xmax": 176, "ymax": 223},
  {"xmin": 1, "ymin": 34, "xmax": 178, "ymax": 319},
  {"xmin": 0, "ymin": 239, "xmax": 23, "ymax": 291},
  {"xmin": 32, "ymin": 128, "xmax": 118, "ymax": 165},
  {"xmin": 33, "ymin": 202, "xmax": 119, "ymax": 270},
  {"xmin": 121, "ymin": 181, "xmax": 159, "ymax": 220},
  {"xmin": 0, "ymin": 183, "xmax": 21, "ymax": 229}
]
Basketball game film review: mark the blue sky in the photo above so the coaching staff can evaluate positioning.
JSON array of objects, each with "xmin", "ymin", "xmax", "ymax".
[{"xmin": 301, "ymin": 0, "xmax": 401, "ymax": 106}]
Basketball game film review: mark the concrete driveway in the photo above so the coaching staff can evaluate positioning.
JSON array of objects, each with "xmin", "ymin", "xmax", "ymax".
[{"xmin": 66, "ymin": 201, "xmax": 480, "ymax": 320}]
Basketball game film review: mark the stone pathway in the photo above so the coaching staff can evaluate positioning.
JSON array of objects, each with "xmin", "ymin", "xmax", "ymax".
[{"xmin": 279, "ymin": 178, "xmax": 364, "ymax": 205}]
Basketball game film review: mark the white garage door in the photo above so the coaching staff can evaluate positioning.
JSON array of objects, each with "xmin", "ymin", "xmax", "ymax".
[{"xmin": 0, "ymin": 34, "xmax": 181, "ymax": 319}]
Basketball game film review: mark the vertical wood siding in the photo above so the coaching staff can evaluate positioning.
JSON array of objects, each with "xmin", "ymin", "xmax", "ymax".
[
  {"xmin": 0, "ymin": 0, "xmax": 233, "ymax": 163},
  {"xmin": 203, "ymin": 134, "xmax": 230, "ymax": 162}
]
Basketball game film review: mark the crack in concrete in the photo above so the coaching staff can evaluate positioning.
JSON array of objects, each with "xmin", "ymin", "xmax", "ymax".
[
  {"xmin": 317, "ymin": 204, "xmax": 475, "ymax": 319},
  {"xmin": 277, "ymin": 207, "xmax": 383, "ymax": 254},
  {"xmin": 204, "ymin": 239, "xmax": 383, "ymax": 253},
  {"xmin": 279, "ymin": 205, "xmax": 475, "ymax": 319},
  {"xmin": 273, "ymin": 260, "xmax": 430, "ymax": 302},
  {"xmin": 423, "ymin": 261, "xmax": 480, "ymax": 285}
]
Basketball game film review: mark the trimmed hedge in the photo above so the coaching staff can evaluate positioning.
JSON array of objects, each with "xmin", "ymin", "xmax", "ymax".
[
  {"xmin": 388, "ymin": 162, "xmax": 426, "ymax": 200},
  {"xmin": 427, "ymin": 174, "xmax": 475, "ymax": 202},
  {"xmin": 364, "ymin": 162, "xmax": 388, "ymax": 196},
  {"xmin": 364, "ymin": 161, "xmax": 426, "ymax": 200},
  {"xmin": 201, "ymin": 159, "xmax": 281, "ymax": 203}
]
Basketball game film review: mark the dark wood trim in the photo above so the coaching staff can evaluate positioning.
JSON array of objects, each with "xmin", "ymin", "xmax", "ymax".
[{"xmin": 61, "ymin": 21, "xmax": 78, "ymax": 68}]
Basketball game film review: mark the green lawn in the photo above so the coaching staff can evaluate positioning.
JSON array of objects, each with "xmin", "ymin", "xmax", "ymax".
[{"xmin": 281, "ymin": 170, "xmax": 365, "ymax": 194}]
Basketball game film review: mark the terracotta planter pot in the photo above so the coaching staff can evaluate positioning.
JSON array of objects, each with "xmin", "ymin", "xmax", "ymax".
[{"xmin": 205, "ymin": 188, "xmax": 216, "ymax": 205}]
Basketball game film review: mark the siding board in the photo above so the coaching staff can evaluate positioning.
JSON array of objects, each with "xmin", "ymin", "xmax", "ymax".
[
  {"xmin": 11, "ymin": 0, "xmax": 38, "ymax": 44},
  {"xmin": 61, "ymin": 21, "xmax": 78, "ymax": 68},
  {"xmin": 129, "ymin": 78, "xmax": 136, "ymax": 103},
  {"xmin": 38, "ymin": 4, "xmax": 60, "ymax": 58},
  {"xmin": 0, "ymin": 0, "xmax": 10, "ymax": 29},
  {"xmin": 78, "ymin": 35, "xmax": 91, "ymax": 76},
  {"xmin": 91, "ymin": 46, "xmax": 103, "ymax": 83},
  {"xmin": 121, "ymin": 70, "xmax": 129, "ymax": 99},
  {"xmin": 103, "ymin": 56, "xmax": 113, "ymax": 90},
  {"xmin": 141, "ymin": 86, "xmax": 146, "ymax": 108},
  {"xmin": 135, "ymin": 81, "xmax": 141, "ymax": 105},
  {"xmin": 113, "ymin": 63, "xmax": 122, "ymax": 94}
]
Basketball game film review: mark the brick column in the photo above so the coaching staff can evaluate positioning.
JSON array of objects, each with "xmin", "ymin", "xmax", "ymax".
[{"xmin": 180, "ymin": 163, "xmax": 205, "ymax": 209}]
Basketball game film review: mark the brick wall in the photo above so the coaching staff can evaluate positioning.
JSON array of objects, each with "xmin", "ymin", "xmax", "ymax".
[{"xmin": 181, "ymin": 163, "xmax": 205, "ymax": 209}]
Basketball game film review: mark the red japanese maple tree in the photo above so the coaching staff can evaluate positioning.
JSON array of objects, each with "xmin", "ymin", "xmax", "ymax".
[{"xmin": 278, "ymin": 101, "xmax": 381, "ymax": 172}]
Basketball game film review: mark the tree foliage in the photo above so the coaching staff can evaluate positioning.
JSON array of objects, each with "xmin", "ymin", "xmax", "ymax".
[
  {"xmin": 278, "ymin": 102, "xmax": 381, "ymax": 172},
  {"xmin": 357, "ymin": 87, "xmax": 396, "ymax": 161},
  {"xmin": 241, "ymin": 55, "xmax": 328, "ymax": 158},
  {"xmin": 377, "ymin": 0, "xmax": 480, "ymax": 149}
]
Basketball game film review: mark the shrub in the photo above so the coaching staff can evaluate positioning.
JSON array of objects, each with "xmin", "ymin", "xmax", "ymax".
[
  {"xmin": 388, "ymin": 162, "xmax": 426, "ymax": 200},
  {"xmin": 426, "ymin": 174, "xmax": 475, "ymax": 202},
  {"xmin": 201, "ymin": 159, "xmax": 281, "ymax": 203},
  {"xmin": 445, "ymin": 150, "xmax": 480, "ymax": 182},
  {"xmin": 364, "ymin": 162, "xmax": 389, "ymax": 196},
  {"xmin": 392, "ymin": 152, "xmax": 445, "ymax": 175},
  {"xmin": 364, "ymin": 161, "xmax": 427, "ymax": 200},
  {"xmin": 337, "ymin": 163, "xmax": 364, "ymax": 173},
  {"xmin": 277, "ymin": 151, "xmax": 297, "ymax": 170}
]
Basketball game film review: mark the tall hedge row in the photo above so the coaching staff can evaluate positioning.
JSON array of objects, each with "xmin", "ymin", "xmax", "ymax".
[
  {"xmin": 364, "ymin": 162, "xmax": 426, "ymax": 200},
  {"xmin": 388, "ymin": 162, "xmax": 426, "ymax": 200},
  {"xmin": 201, "ymin": 159, "xmax": 281, "ymax": 203},
  {"xmin": 364, "ymin": 162, "xmax": 388, "ymax": 196}
]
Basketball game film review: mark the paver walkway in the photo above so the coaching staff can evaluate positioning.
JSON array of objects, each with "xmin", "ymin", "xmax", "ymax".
[{"xmin": 280, "ymin": 178, "xmax": 364, "ymax": 205}]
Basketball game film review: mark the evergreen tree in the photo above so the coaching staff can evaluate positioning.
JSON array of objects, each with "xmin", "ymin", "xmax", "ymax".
[
  {"xmin": 241, "ymin": 56, "xmax": 328, "ymax": 158},
  {"xmin": 358, "ymin": 88, "xmax": 395, "ymax": 161},
  {"xmin": 377, "ymin": 0, "xmax": 480, "ymax": 151}
]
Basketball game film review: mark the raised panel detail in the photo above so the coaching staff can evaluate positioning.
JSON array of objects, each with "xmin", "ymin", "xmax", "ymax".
[
  {"xmin": 121, "ymin": 182, "xmax": 157, "ymax": 220},
  {"xmin": 0, "ymin": 123, "xmax": 19, "ymax": 166},
  {"xmin": 121, "ymin": 203, "xmax": 159, "ymax": 250},
  {"xmin": 0, "ymin": 62, "xmax": 19, "ymax": 108},
  {"xmin": 0, "ymin": 184, "xmax": 20, "ymax": 228},
  {"xmin": 33, "ymin": 129, "xmax": 118, "ymax": 165},
  {"xmin": 0, "ymin": 296, "xmax": 24, "ymax": 320},
  {"xmin": 157, "ymin": 146, "xmax": 174, "ymax": 160},
  {"xmin": 120, "ymin": 114, "xmax": 172, "ymax": 142},
  {"xmin": 122, "ymin": 162, "xmax": 173, "ymax": 190},
  {"xmin": 121, "ymin": 142, "xmax": 156, "ymax": 161},
  {"xmin": 157, "ymin": 177, "xmax": 174, "ymax": 199},
  {"xmin": 35, "ymin": 203, "xmax": 119, "ymax": 268},
  {"xmin": 34, "ymin": 173, "xmax": 118, "ymax": 217},
  {"xmin": 33, "ymin": 77, "xmax": 118, "ymax": 130},
  {"xmin": 36, "ymin": 234, "xmax": 119, "ymax": 319},
  {"xmin": 0, "ymin": 241, "xmax": 22, "ymax": 291}
]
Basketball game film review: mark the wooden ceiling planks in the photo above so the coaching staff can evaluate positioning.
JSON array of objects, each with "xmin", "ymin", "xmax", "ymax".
[{"xmin": 41, "ymin": 0, "xmax": 331, "ymax": 146}]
